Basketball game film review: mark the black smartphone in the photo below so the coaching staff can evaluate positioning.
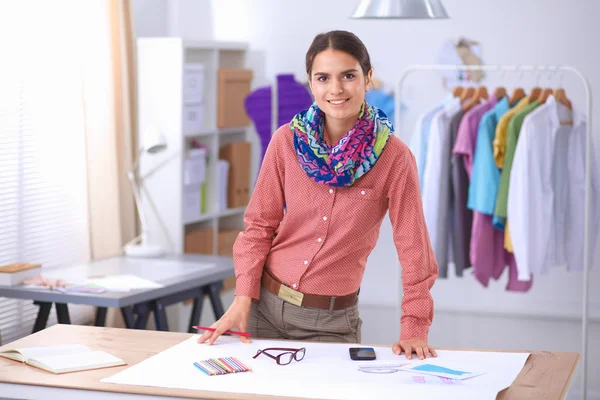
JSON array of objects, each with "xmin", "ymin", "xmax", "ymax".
[{"xmin": 349, "ymin": 347, "xmax": 376, "ymax": 361}]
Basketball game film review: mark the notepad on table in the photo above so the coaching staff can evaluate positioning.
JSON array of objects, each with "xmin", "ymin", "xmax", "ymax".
[{"xmin": 0, "ymin": 344, "xmax": 126, "ymax": 374}]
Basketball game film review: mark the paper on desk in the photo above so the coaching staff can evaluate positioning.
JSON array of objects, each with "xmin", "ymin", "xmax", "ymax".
[
  {"xmin": 85, "ymin": 275, "xmax": 163, "ymax": 292},
  {"xmin": 102, "ymin": 336, "xmax": 529, "ymax": 400},
  {"xmin": 399, "ymin": 359, "xmax": 485, "ymax": 380}
]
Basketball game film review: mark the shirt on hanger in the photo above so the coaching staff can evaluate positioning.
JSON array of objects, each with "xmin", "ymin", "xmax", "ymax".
[
  {"xmin": 508, "ymin": 95, "xmax": 600, "ymax": 281},
  {"xmin": 234, "ymin": 124, "xmax": 438, "ymax": 340},
  {"xmin": 449, "ymin": 109, "xmax": 472, "ymax": 277},
  {"xmin": 468, "ymin": 97, "xmax": 511, "ymax": 214},
  {"xmin": 453, "ymin": 95, "xmax": 498, "ymax": 177},
  {"xmin": 493, "ymin": 98, "xmax": 530, "ymax": 169},
  {"xmin": 410, "ymin": 100, "xmax": 447, "ymax": 192},
  {"xmin": 422, "ymin": 97, "xmax": 462, "ymax": 277},
  {"xmin": 493, "ymin": 101, "xmax": 540, "ymax": 231},
  {"xmin": 465, "ymin": 99, "xmax": 509, "ymax": 286}
]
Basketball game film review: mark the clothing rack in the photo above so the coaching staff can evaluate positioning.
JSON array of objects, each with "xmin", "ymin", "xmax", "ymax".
[{"xmin": 394, "ymin": 64, "xmax": 593, "ymax": 399}]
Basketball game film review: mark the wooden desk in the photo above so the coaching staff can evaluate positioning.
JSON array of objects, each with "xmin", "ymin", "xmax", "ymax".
[{"xmin": 0, "ymin": 325, "xmax": 579, "ymax": 400}]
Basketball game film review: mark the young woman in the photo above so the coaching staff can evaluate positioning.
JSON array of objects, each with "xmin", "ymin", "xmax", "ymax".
[{"xmin": 199, "ymin": 30, "xmax": 438, "ymax": 360}]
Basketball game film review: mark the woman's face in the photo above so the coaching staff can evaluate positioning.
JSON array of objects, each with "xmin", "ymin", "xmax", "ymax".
[{"xmin": 308, "ymin": 48, "xmax": 371, "ymax": 122}]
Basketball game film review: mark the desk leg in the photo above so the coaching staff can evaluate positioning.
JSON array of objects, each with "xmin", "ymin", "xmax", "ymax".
[
  {"xmin": 32, "ymin": 301, "xmax": 52, "ymax": 333},
  {"xmin": 188, "ymin": 295, "xmax": 205, "ymax": 333},
  {"xmin": 153, "ymin": 300, "xmax": 169, "ymax": 331},
  {"xmin": 121, "ymin": 306, "xmax": 136, "ymax": 329},
  {"xmin": 95, "ymin": 307, "xmax": 107, "ymax": 326},
  {"xmin": 205, "ymin": 283, "xmax": 225, "ymax": 319},
  {"xmin": 133, "ymin": 303, "xmax": 151, "ymax": 330},
  {"xmin": 55, "ymin": 303, "xmax": 71, "ymax": 324}
]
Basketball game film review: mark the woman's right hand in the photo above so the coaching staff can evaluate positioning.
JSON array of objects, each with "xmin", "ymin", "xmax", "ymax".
[{"xmin": 197, "ymin": 295, "xmax": 253, "ymax": 345}]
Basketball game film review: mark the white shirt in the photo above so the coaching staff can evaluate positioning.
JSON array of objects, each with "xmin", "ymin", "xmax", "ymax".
[
  {"xmin": 421, "ymin": 97, "xmax": 462, "ymax": 267},
  {"xmin": 508, "ymin": 96, "xmax": 600, "ymax": 280}
]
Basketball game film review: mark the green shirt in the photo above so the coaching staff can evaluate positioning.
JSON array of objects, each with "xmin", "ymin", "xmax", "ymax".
[{"xmin": 493, "ymin": 100, "xmax": 540, "ymax": 228}]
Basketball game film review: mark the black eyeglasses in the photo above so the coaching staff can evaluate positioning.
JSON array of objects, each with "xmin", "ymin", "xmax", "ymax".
[{"xmin": 253, "ymin": 347, "xmax": 306, "ymax": 365}]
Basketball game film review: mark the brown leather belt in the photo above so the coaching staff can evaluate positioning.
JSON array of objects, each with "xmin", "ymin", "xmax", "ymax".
[{"xmin": 261, "ymin": 268, "xmax": 358, "ymax": 310}]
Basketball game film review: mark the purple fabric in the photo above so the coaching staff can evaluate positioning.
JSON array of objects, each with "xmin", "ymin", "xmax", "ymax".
[
  {"xmin": 452, "ymin": 95, "xmax": 497, "ymax": 178},
  {"xmin": 505, "ymin": 253, "xmax": 533, "ymax": 292},
  {"xmin": 276, "ymin": 75, "xmax": 312, "ymax": 127},
  {"xmin": 471, "ymin": 212, "xmax": 506, "ymax": 286},
  {"xmin": 244, "ymin": 74, "xmax": 312, "ymax": 162},
  {"xmin": 471, "ymin": 212, "xmax": 532, "ymax": 292}
]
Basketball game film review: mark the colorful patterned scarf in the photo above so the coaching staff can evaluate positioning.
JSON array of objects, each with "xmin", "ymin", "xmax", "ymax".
[{"xmin": 290, "ymin": 101, "xmax": 393, "ymax": 187}]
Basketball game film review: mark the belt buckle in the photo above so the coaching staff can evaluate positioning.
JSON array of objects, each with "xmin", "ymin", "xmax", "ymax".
[{"xmin": 278, "ymin": 284, "xmax": 304, "ymax": 307}]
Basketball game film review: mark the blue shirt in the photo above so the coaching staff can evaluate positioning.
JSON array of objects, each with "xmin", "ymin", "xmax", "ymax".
[{"xmin": 467, "ymin": 97, "xmax": 510, "ymax": 214}]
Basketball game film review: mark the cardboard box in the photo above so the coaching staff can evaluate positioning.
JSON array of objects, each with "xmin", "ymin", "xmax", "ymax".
[
  {"xmin": 219, "ymin": 142, "xmax": 251, "ymax": 208},
  {"xmin": 218, "ymin": 230, "xmax": 241, "ymax": 292},
  {"xmin": 217, "ymin": 229, "xmax": 241, "ymax": 256},
  {"xmin": 184, "ymin": 228, "xmax": 213, "ymax": 254},
  {"xmin": 217, "ymin": 68, "xmax": 253, "ymax": 128}
]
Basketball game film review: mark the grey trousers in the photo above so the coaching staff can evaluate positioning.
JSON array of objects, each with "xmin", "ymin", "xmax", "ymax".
[{"xmin": 246, "ymin": 287, "xmax": 362, "ymax": 343}]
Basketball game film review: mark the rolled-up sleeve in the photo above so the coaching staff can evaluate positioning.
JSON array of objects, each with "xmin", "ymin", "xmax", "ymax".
[
  {"xmin": 388, "ymin": 146, "xmax": 438, "ymax": 340},
  {"xmin": 233, "ymin": 128, "xmax": 286, "ymax": 300}
]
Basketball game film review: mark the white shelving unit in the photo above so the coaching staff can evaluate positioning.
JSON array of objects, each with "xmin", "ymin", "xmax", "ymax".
[{"xmin": 136, "ymin": 37, "xmax": 255, "ymax": 255}]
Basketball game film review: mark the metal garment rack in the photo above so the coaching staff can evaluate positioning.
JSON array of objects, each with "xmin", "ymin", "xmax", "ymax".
[{"xmin": 394, "ymin": 64, "xmax": 593, "ymax": 399}]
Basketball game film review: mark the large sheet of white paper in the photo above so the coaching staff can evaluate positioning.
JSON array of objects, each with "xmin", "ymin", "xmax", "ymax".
[
  {"xmin": 85, "ymin": 275, "xmax": 163, "ymax": 292},
  {"xmin": 102, "ymin": 337, "xmax": 529, "ymax": 399}
]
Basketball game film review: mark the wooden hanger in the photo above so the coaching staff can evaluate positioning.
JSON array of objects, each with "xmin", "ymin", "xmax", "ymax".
[
  {"xmin": 509, "ymin": 88, "xmax": 526, "ymax": 105},
  {"xmin": 452, "ymin": 86, "xmax": 463, "ymax": 98},
  {"xmin": 460, "ymin": 87, "xmax": 475, "ymax": 103},
  {"xmin": 528, "ymin": 86, "xmax": 542, "ymax": 102},
  {"xmin": 463, "ymin": 86, "xmax": 489, "ymax": 111},
  {"xmin": 553, "ymin": 88, "xmax": 572, "ymax": 110},
  {"xmin": 537, "ymin": 88, "xmax": 553, "ymax": 104},
  {"xmin": 493, "ymin": 86, "xmax": 507, "ymax": 99}
]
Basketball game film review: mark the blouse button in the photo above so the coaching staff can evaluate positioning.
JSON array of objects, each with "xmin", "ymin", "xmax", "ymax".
[
  {"xmin": 323, "ymin": 216, "xmax": 327, "ymax": 221},
  {"xmin": 361, "ymin": 190, "xmax": 366, "ymax": 195}
]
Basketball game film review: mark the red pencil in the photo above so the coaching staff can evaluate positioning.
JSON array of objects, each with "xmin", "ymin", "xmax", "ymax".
[{"xmin": 193, "ymin": 325, "xmax": 252, "ymax": 337}]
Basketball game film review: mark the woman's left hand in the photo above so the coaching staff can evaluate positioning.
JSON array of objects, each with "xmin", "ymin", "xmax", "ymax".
[{"xmin": 392, "ymin": 339, "xmax": 437, "ymax": 360}]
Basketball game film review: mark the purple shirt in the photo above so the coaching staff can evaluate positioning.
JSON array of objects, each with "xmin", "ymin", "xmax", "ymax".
[
  {"xmin": 470, "ymin": 212, "xmax": 533, "ymax": 291},
  {"xmin": 453, "ymin": 95, "xmax": 498, "ymax": 177}
]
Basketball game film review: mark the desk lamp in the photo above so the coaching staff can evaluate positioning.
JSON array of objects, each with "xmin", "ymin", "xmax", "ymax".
[{"xmin": 124, "ymin": 128, "xmax": 168, "ymax": 257}]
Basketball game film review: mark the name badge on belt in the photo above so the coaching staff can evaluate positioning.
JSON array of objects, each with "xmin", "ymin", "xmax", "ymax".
[{"xmin": 278, "ymin": 284, "xmax": 304, "ymax": 307}]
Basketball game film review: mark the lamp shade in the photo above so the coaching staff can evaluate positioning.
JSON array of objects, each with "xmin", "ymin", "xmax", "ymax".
[
  {"xmin": 142, "ymin": 126, "xmax": 167, "ymax": 154},
  {"xmin": 351, "ymin": 0, "xmax": 449, "ymax": 19}
]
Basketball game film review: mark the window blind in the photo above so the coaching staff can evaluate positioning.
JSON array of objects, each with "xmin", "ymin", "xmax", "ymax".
[{"xmin": 0, "ymin": 9, "xmax": 94, "ymax": 345}]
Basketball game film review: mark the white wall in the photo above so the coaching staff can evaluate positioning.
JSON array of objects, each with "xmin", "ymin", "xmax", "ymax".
[
  {"xmin": 131, "ymin": 0, "xmax": 168, "ymax": 37},
  {"xmin": 133, "ymin": 1, "xmax": 600, "ymax": 397}
]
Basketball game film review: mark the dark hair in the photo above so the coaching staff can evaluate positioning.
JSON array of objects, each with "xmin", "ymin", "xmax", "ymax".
[{"xmin": 305, "ymin": 30, "xmax": 372, "ymax": 77}]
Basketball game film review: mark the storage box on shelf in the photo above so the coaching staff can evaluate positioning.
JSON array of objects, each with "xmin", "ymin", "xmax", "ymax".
[
  {"xmin": 184, "ymin": 227, "xmax": 241, "ymax": 292},
  {"xmin": 218, "ymin": 69, "xmax": 253, "ymax": 128},
  {"xmin": 136, "ymin": 38, "xmax": 255, "ymax": 260}
]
